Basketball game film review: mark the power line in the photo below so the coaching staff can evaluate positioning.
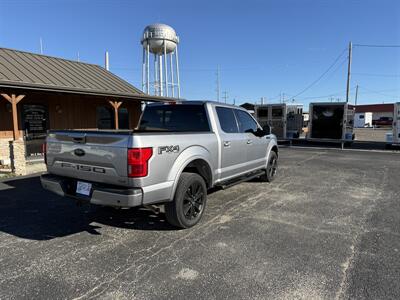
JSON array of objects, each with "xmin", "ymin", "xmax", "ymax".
[
  {"xmin": 291, "ymin": 48, "xmax": 347, "ymax": 99},
  {"xmin": 296, "ymin": 87, "xmax": 356, "ymax": 100},
  {"xmin": 353, "ymin": 44, "xmax": 400, "ymax": 48},
  {"xmin": 323, "ymin": 57, "xmax": 348, "ymax": 80},
  {"xmin": 352, "ymin": 72, "xmax": 400, "ymax": 78},
  {"xmin": 358, "ymin": 86, "xmax": 400, "ymax": 99}
]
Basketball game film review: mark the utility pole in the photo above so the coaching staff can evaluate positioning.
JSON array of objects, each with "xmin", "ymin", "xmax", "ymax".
[
  {"xmin": 105, "ymin": 51, "xmax": 110, "ymax": 71},
  {"xmin": 346, "ymin": 41, "xmax": 352, "ymax": 103},
  {"xmin": 216, "ymin": 66, "xmax": 220, "ymax": 102},
  {"xmin": 39, "ymin": 37, "xmax": 43, "ymax": 54},
  {"xmin": 355, "ymin": 84, "xmax": 359, "ymax": 106},
  {"xmin": 222, "ymin": 91, "xmax": 228, "ymax": 104}
]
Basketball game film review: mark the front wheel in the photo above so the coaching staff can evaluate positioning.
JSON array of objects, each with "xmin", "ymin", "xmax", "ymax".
[
  {"xmin": 165, "ymin": 172, "xmax": 207, "ymax": 228},
  {"xmin": 260, "ymin": 151, "xmax": 278, "ymax": 182}
]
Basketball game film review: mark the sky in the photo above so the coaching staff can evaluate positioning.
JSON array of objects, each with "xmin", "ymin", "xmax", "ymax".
[{"xmin": 0, "ymin": 0, "xmax": 399, "ymax": 107}]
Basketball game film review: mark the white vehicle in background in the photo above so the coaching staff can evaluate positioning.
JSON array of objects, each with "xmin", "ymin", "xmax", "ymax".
[
  {"xmin": 386, "ymin": 102, "xmax": 400, "ymax": 147},
  {"xmin": 355, "ymin": 112, "xmax": 373, "ymax": 128}
]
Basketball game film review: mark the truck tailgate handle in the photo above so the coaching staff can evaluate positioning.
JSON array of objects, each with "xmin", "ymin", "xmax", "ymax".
[
  {"xmin": 223, "ymin": 141, "xmax": 231, "ymax": 147},
  {"xmin": 71, "ymin": 135, "xmax": 86, "ymax": 143}
]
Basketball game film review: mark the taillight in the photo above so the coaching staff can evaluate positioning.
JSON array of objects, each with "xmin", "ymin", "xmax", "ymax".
[
  {"xmin": 127, "ymin": 148, "xmax": 153, "ymax": 177},
  {"xmin": 42, "ymin": 142, "xmax": 47, "ymax": 165}
]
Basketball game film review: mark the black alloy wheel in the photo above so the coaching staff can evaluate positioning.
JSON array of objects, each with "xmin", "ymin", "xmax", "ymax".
[
  {"xmin": 182, "ymin": 181, "xmax": 205, "ymax": 220},
  {"xmin": 165, "ymin": 172, "xmax": 207, "ymax": 228},
  {"xmin": 260, "ymin": 151, "xmax": 278, "ymax": 182}
]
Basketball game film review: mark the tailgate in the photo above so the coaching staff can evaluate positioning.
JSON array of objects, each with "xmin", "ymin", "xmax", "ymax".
[{"xmin": 46, "ymin": 130, "xmax": 131, "ymax": 186}]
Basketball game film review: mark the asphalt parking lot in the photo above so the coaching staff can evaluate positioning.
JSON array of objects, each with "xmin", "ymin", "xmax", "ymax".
[{"xmin": 0, "ymin": 147, "xmax": 399, "ymax": 300}]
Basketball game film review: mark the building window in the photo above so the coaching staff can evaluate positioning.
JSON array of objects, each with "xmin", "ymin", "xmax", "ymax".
[
  {"xmin": 118, "ymin": 108, "xmax": 129, "ymax": 129},
  {"xmin": 96, "ymin": 106, "xmax": 114, "ymax": 129},
  {"xmin": 97, "ymin": 106, "xmax": 130, "ymax": 129}
]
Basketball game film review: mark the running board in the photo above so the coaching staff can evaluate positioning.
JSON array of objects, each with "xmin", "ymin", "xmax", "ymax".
[{"xmin": 218, "ymin": 170, "xmax": 266, "ymax": 189}]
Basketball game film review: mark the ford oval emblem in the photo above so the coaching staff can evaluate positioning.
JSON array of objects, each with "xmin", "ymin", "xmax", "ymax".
[{"xmin": 74, "ymin": 148, "xmax": 85, "ymax": 157}]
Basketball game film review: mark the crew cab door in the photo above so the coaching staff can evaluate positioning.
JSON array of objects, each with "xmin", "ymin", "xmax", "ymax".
[
  {"xmin": 234, "ymin": 109, "xmax": 267, "ymax": 171},
  {"xmin": 215, "ymin": 107, "xmax": 248, "ymax": 181}
]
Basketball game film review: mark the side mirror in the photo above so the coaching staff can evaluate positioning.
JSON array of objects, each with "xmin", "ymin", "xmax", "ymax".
[{"xmin": 262, "ymin": 125, "xmax": 271, "ymax": 135}]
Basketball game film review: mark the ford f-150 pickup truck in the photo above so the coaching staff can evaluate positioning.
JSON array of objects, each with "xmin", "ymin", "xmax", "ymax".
[{"xmin": 41, "ymin": 101, "xmax": 278, "ymax": 228}]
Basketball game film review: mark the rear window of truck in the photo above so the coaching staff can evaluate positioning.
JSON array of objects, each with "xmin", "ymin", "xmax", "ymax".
[{"xmin": 139, "ymin": 104, "xmax": 210, "ymax": 132}]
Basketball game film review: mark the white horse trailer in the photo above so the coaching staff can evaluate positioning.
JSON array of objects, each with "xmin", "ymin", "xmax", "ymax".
[
  {"xmin": 308, "ymin": 102, "xmax": 355, "ymax": 142},
  {"xmin": 386, "ymin": 102, "xmax": 400, "ymax": 146},
  {"xmin": 254, "ymin": 103, "xmax": 303, "ymax": 139},
  {"xmin": 355, "ymin": 112, "xmax": 373, "ymax": 128}
]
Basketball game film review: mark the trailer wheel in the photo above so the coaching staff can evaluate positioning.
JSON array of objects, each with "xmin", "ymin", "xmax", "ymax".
[
  {"xmin": 260, "ymin": 151, "xmax": 278, "ymax": 182},
  {"xmin": 165, "ymin": 172, "xmax": 207, "ymax": 228}
]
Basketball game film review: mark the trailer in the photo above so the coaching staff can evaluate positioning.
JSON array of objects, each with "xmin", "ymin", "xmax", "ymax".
[
  {"xmin": 354, "ymin": 112, "xmax": 373, "ymax": 128},
  {"xmin": 386, "ymin": 102, "xmax": 400, "ymax": 146},
  {"xmin": 254, "ymin": 103, "xmax": 303, "ymax": 139},
  {"xmin": 308, "ymin": 102, "xmax": 355, "ymax": 142}
]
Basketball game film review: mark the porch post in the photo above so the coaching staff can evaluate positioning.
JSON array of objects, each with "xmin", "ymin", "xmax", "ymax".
[
  {"xmin": 109, "ymin": 100, "xmax": 122, "ymax": 129},
  {"xmin": 1, "ymin": 93, "xmax": 25, "ymax": 140}
]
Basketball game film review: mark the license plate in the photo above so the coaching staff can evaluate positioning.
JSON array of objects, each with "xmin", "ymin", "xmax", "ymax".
[{"xmin": 76, "ymin": 181, "xmax": 92, "ymax": 196}]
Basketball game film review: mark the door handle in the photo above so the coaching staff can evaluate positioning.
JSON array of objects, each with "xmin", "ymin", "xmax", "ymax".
[
  {"xmin": 223, "ymin": 141, "xmax": 231, "ymax": 147},
  {"xmin": 247, "ymin": 140, "xmax": 253, "ymax": 145}
]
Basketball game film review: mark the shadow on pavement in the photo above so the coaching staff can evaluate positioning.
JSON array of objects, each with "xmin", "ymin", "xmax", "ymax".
[{"xmin": 0, "ymin": 176, "xmax": 174, "ymax": 241}]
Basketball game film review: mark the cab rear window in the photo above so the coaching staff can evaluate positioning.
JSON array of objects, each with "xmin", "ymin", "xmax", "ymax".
[{"xmin": 139, "ymin": 104, "xmax": 210, "ymax": 132}]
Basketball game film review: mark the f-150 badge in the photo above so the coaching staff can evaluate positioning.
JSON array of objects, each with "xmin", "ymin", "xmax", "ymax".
[{"xmin": 158, "ymin": 145, "xmax": 180, "ymax": 154}]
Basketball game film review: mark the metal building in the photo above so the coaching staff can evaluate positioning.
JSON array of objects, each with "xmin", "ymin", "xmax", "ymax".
[{"xmin": 141, "ymin": 23, "xmax": 181, "ymax": 98}]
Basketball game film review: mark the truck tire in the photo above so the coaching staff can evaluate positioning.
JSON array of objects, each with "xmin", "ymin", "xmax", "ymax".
[
  {"xmin": 260, "ymin": 151, "xmax": 278, "ymax": 182},
  {"xmin": 165, "ymin": 172, "xmax": 207, "ymax": 228}
]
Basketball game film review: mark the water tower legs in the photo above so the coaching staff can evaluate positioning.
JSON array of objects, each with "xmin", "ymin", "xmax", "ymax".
[
  {"xmin": 142, "ymin": 41, "xmax": 180, "ymax": 98},
  {"xmin": 175, "ymin": 45, "xmax": 181, "ymax": 98}
]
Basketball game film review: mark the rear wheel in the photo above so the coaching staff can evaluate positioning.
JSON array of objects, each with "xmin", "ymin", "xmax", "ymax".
[
  {"xmin": 165, "ymin": 172, "xmax": 207, "ymax": 228},
  {"xmin": 260, "ymin": 151, "xmax": 278, "ymax": 182}
]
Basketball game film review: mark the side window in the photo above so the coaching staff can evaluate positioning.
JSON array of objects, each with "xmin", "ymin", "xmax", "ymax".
[
  {"xmin": 235, "ymin": 109, "xmax": 258, "ymax": 133},
  {"xmin": 272, "ymin": 108, "xmax": 283, "ymax": 117},
  {"xmin": 216, "ymin": 107, "xmax": 239, "ymax": 133},
  {"xmin": 258, "ymin": 107, "xmax": 268, "ymax": 118}
]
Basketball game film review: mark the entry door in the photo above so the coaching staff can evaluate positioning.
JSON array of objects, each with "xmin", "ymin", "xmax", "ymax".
[
  {"xmin": 22, "ymin": 104, "xmax": 48, "ymax": 157},
  {"xmin": 234, "ymin": 109, "xmax": 267, "ymax": 172},
  {"xmin": 215, "ymin": 107, "xmax": 248, "ymax": 181}
]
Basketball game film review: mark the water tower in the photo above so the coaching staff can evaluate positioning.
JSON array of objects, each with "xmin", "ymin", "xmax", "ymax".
[{"xmin": 141, "ymin": 23, "xmax": 180, "ymax": 98}]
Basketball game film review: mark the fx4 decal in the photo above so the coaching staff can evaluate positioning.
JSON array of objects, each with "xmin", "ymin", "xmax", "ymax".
[{"xmin": 158, "ymin": 145, "xmax": 180, "ymax": 154}]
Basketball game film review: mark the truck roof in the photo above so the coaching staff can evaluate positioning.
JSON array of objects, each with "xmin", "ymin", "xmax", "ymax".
[{"xmin": 146, "ymin": 100, "xmax": 244, "ymax": 109}]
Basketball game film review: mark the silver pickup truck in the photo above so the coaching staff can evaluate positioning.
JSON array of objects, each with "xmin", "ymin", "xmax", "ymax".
[{"xmin": 41, "ymin": 101, "xmax": 278, "ymax": 228}]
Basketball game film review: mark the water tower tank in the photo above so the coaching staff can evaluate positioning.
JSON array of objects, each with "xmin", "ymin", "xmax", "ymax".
[{"xmin": 141, "ymin": 23, "xmax": 179, "ymax": 55}]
